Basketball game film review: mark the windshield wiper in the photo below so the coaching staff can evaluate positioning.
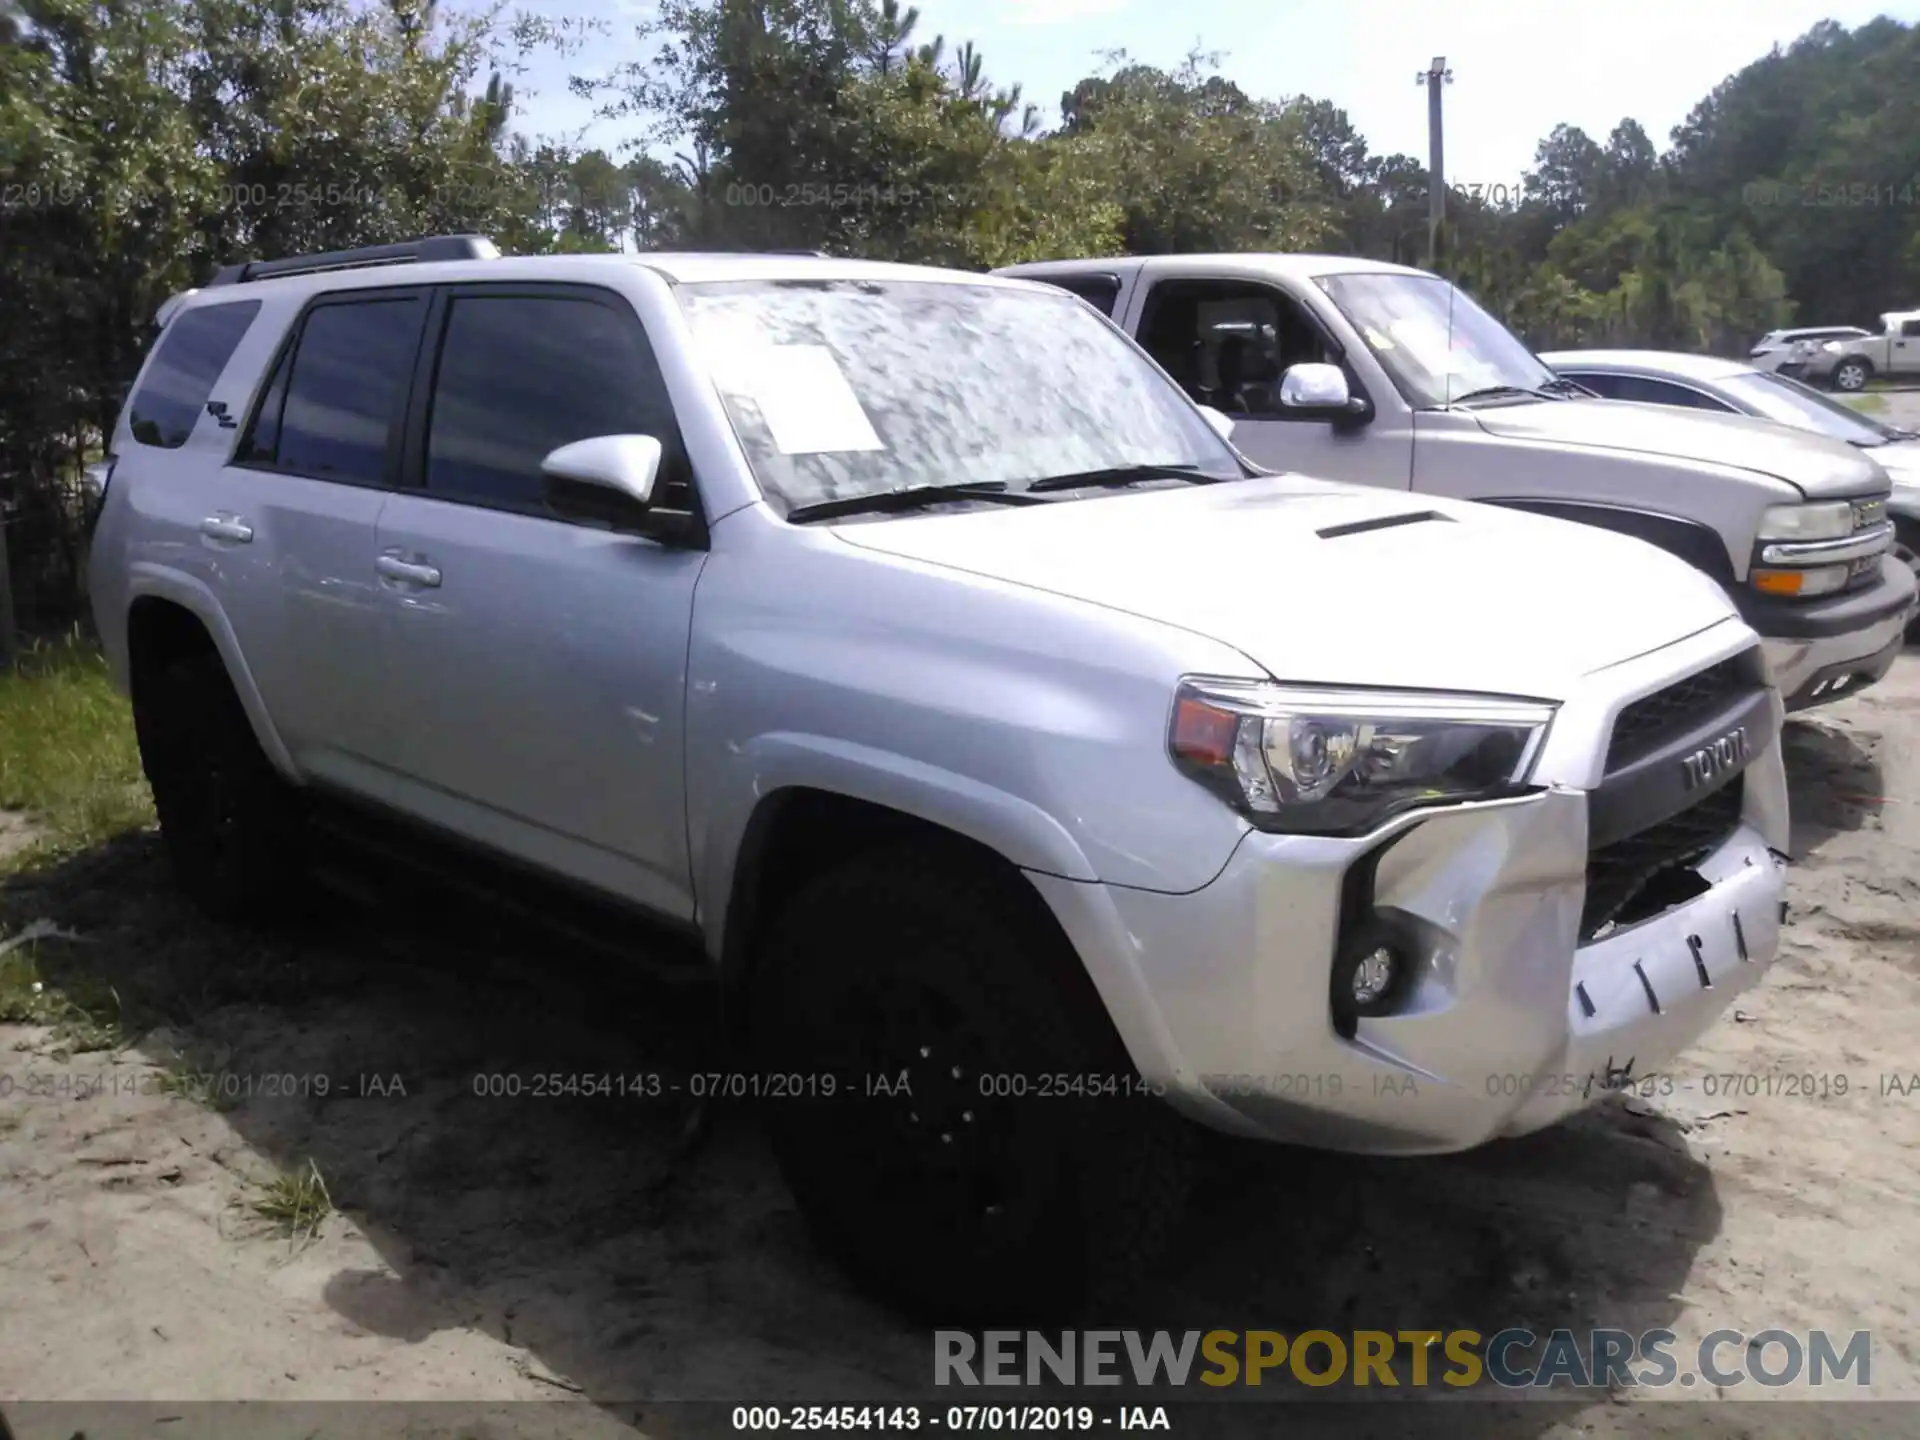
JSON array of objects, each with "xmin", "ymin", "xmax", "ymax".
[
  {"xmin": 784, "ymin": 481, "xmax": 1045, "ymax": 525},
  {"xmin": 1446, "ymin": 384, "xmax": 1554, "ymax": 406},
  {"xmin": 1026, "ymin": 462, "xmax": 1220, "ymax": 493},
  {"xmin": 1537, "ymin": 376, "xmax": 1588, "ymax": 397}
]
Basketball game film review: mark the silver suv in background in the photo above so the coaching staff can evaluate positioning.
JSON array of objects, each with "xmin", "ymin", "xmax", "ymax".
[
  {"xmin": 1796, "ymin": 310, "xmax": 1920, "ymax": 392},
  {"xmin": 91, "ymin": 237, "xmax": 1789, "ymax": 1320},
  {"xmin": 1751, "ymin": 325, "xmax": 1871, "ymax": 374},
  {"xmin": 996, "ymin": 254, "xmax": 1917, "ymax": 712}
]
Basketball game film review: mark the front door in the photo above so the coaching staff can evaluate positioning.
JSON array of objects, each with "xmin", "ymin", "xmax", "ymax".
[
  {"xmin": 371, "ymin": 284, "xmax": 708, "ymax": 920},
  {"xmin": 1895, "ymin": 319, "xmax": 1920, "ymax": 375},
  {"xmin": 1130, "ymin": 276, "xmax": 1414, "ymax": 489}
]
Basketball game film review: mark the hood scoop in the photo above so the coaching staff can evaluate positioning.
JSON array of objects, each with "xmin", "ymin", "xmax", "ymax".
[{"xmin": 1316, "ymin": 510, "xmax": 1453, "ymax": 540}]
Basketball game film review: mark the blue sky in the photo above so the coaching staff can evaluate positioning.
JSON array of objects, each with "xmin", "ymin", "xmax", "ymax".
[{"xmin": 512, "ymin": 0, "xmax": 1918, "ymax": 185}]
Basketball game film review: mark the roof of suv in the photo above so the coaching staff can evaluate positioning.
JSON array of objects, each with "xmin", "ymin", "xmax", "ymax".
[{"xmin": 162, "ymin": 249, "xmax": 1048, "ymax": 323}]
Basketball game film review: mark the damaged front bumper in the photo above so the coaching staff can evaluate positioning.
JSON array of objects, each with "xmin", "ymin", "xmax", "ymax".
[{"xmin": 1028, "ymin": 621, "xmax": 1790, "ymax": 1155}]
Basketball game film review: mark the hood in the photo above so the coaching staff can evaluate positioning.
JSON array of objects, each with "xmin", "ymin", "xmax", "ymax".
[
  {"xmin": 831, "ymin": 475, "xmax": 1741, "ymax": 701},
  {"xmin": 1469, "ymin": 399, "xmax": 1889, "ymax": 501}
]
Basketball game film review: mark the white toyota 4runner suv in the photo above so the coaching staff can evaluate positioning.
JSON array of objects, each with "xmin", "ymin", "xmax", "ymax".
[{"xmin": 90, "ymin": 236, "xmax": 1790, "ymax": 1321}]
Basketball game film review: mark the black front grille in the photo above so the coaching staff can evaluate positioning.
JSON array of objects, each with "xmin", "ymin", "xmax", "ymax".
[
  {"xmin": 1605, "ymin": 649, "xmax": 1765, "ymax": 771},
  {"xmin": 1580, "ymin": 778, "xmax": 1744, "ymax": 941}
]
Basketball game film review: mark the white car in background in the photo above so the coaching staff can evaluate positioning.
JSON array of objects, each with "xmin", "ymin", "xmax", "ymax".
[
  {"xmin": 1543, "ymin": 348, "xmax": 1920, "ymax": 641},
  {"xmin": 1749, "ymin": 326, "xmax": 1871, "ymax": 375}
]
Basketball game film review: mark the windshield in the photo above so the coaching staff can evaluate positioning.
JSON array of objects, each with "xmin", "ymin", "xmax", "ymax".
[
  {"xmin": 1721, "ymin": 371, "xmax": 1895, "ymax": 445},
  {"xmin": 675, "ymin": 279, "xmax": 1242, "ymax": 512},
  {"xmin": 1315, "ymin": 272, "xmax": 1558, "ymax": 408}
]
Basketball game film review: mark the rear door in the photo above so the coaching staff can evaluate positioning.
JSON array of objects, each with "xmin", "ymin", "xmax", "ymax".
[
  {"xmin": 110, "ymin": 292, "xmax": 417, "ymax": 798},
  {"xmin": 1125, "ymin": 272, "xmax": 1413, "ymax": 488},
  {"xmin": 221, "ymin": 288, "xmax": 429, "ymax": 797},
  {"xmin": 369, "ymin": 282, "xmax": 707, "ymax": 919}
]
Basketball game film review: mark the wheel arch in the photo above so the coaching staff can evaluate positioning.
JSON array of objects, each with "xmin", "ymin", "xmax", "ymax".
[{"xmin": 124, "ymin": 568, "xmax": 297, "ymax": 779}]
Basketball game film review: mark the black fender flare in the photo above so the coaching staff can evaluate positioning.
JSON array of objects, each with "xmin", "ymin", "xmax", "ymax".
[{"xmin": 1478, "ymin": 498, "xmax": 1738, "ymax": 587}]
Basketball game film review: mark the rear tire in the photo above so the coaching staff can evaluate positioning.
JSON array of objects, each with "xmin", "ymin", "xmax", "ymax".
[
  {"xmin": 1832, "ymin": 357, "xmax": 1873, "ymax": 392},
  {"xmin": 132, "ymin": 652, "xmax": 307, "ymax": 922},
  {"xmin": 751, "ymin": 846, "xmax": 1193, "ymax": 1323}
]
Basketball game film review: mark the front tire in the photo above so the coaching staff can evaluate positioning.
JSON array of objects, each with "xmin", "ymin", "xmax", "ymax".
[
  {"xmin": 132, "ymin": 652, "xmax": 307, "ymax": 921},
  {"xmin": 751, "ymin": 846, "xmax": 1193, "ymax": 1322},
  {"xmin": 1832, "ymin": 357, "xmax": 1873, "ymax": 392}
]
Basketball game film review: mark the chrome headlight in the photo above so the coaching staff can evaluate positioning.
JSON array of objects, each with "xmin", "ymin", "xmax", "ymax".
[
  {"xmin": 1168, "ymin": 680, "xmax": 1555, "ymax": 836},
  {"xmin": 1757, "ymin": 502, "xmax": 1854, "ymax": 542}
]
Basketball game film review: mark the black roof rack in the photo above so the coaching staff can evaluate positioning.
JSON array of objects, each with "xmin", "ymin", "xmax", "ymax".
[{"xmin": 205, "ymin": 234, "xmax": 499, "ymax": 287}]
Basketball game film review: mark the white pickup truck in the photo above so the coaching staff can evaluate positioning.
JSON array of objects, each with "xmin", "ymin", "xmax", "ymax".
[
  {"xmin": 1795, "ymin": 309, "xmax": 1920, "ymax": 392},
  {"xmin": 996, "ymin": 254, "xmax": 1917, "ymax": 712}
]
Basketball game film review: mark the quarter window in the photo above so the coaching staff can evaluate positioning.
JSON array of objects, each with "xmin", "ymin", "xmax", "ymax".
[
  {"xmin": 128, "ymin": 301, "xmax": 262, "ymax": 448},
  {"xmin": 422, "ymin": 293, "xmax": 689, "ymax": 514}
]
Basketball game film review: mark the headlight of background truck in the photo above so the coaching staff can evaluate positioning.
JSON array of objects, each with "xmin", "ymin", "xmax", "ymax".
[{"xmin": 1167, "ymin": 680, "xmax": 1555, "ymax": 836}]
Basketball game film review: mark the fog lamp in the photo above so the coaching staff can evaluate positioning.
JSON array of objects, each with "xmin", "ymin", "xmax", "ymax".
[{"xmin": 1350, "ymin": 946, "xmax": 1396, "ymax": 1007}]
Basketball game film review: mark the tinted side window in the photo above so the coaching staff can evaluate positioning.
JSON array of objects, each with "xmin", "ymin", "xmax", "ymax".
[
  {"xmin": 128, "ymin": 301, "xmax": 262, "ymax": 448},
  {"xmin": 1136, "ymin": 280, "xmax": 1336, "ymax": 416},
  {"xmin": 1561, "ymin": 371, "xmax": 1626, "ymax": 399},
  {"xmin": 1039, "ymin": 274, "xmax": 1121, "ymax": 318},
  {"xmin": 1600, "ymin": 375, "xmax": 1730, "ymax": 411},
  {"xmin": 1901, "ymin": 320, "xmax": 1920, "ymax": 338},
  {"xmin": 236, "ymin": 342, "xmax": 293, "ymax": 466},
  {"xmin": 423, "ymin": 293, "xmax": 689, "ymax": 514},
  {"xmin": 272, "ymin": 298, "xmax": 425, "ymax": 484}
]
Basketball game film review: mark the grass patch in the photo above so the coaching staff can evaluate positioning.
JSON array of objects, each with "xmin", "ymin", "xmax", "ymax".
[
  {"xmin": 0, "ymin": 631, "xmax": 151, "ymax": 867},
  {"xmin": 250, "ymin": 1157, "xmax": 333, "ymax": 1243},
  {"xmin": 0, "ymin": 634, "xmax": 150, "ymax": 1051},
  {"xmin": 0, "ymin": 927, "xmax": 128, "ymax": 1053},
  {"xmin": 1842, "ymin": 392, "xmax": 1888, "ymax": 414}
]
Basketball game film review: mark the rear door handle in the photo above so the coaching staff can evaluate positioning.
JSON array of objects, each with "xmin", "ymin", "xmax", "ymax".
[
  {"xmin": 200, "ymin": 516, "xmax": 253, "ymax": 543},
  {"xmin": 376, "ymin": 553, "xmax": 442, "ymax": 588}
]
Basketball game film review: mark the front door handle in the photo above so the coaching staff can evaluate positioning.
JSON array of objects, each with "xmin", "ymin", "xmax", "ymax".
[
  {"xmin": 376, "ymin": 553, "xmax": 442, "ymax": 588},
  {"xmin": 200, "ymin": 516, "xmax": 253, "ymax": 543}
]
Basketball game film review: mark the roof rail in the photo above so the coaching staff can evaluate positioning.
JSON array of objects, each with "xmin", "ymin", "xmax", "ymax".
[{"xmin": 204, "ymin": 234, "xmax": 499, "ymax": 287}]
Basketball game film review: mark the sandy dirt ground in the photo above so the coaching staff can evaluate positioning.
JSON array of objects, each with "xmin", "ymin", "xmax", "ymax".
[{"xmin": 4, "ymin": 473, "xmax": 1920, "ymax": 1438}]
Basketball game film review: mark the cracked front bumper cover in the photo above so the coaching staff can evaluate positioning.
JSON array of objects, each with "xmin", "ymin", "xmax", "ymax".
[{"xmin": 1030, "ymin": 737, "xmax": 1789, "ymax": 1156}]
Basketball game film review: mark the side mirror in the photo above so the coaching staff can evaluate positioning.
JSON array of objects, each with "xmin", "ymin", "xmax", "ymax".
[
  {"xmin": 1278, "ymin": 362, "xmax": 1372, "ymax": 427},
  {"xmin": 541, "ymin": 434, "xmax": 663, "ymax": 533},
  {"xmin": 1280, "ymin": 362, "xmax": 1352, "ymax": 410},
  {"xmin": 1196, "ymin": 404, "xmax": 1236, "ymax": 441}
]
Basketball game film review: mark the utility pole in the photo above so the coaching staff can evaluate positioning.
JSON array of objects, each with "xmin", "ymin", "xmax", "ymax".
[{"xmin": 1416, "ymin": 56, "xmax": 1453, "ymax": 267}]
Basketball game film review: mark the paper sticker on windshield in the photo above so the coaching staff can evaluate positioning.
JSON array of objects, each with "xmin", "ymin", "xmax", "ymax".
[{"xmin": 749, "ymin": 345, "xmax": 884, "ymax": 455}]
